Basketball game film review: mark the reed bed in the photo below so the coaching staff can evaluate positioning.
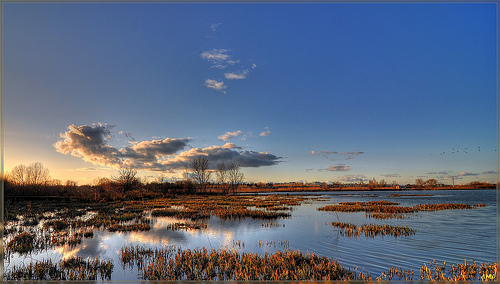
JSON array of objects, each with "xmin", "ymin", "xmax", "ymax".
[
  {"xmin": 418, "ymin": 259, "xmax": 497, "ymax": 281},
  {"xmin": 319, "ymin": 201, "xmax": 487, "ymax": 219},
  {"xmin": 4, "ymin": 256, "xmax": 114, "ymax": 280},
  {"xmin": 120, "ymin": 245, "xmax": 369, "ymax": 281},
  {"xmin": 331, "ymin": 222, "xmax": 416, "ymax": 238},
  {"xmin": 318, "ymin": 201, "xmax": 415, "ymax": 219},
  {"xmin": 414, "ymin": 203, "xmax": 485, "ymax": 211}
]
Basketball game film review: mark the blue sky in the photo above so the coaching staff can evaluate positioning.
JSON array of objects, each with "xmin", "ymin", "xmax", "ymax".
[{"xmin": 3, "ymin": 2, "xmax": 497, "ymax": 185}]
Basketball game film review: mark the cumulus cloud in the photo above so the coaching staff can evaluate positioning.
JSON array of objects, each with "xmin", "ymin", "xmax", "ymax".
[
  {"xmin": 53, "ymin": 123, "xmax": 122, "ymax": 168},
  {"xmin": 222, "ymin": 142, "xmax": 242, "ymax": 149},
  {"xmin": 482, "ymin": 170, "xmax": 497, "ymax": 174},
  {"xmin": 218, "ymin": 130, "xmax": 244, "ymax": 141},
  {"xmin": 158, "ymin": 146, "xmax": 282, "ymax": 170},
  {"xmin": 204, "ymin": 79, "xmax": 227, "ymax": 93},
  {"xmin": 54, "ymin": 124, "xmax": 281, "ymax": 172},
  {"xmin": 427, "ymin": 171, "xmax": 449, "ymax": 175},
  {"xmin": 325, "ymin": 164, "xmax": 351, "ymax": 172}
]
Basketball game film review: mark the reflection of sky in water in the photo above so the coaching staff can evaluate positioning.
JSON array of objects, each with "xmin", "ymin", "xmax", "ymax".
[{"xmin": 4, "ymin": 190, "xmax": 497, "ymax": 281}]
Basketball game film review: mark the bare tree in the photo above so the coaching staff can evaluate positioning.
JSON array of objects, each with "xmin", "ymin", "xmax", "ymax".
[
  {"xmin": 415, "ymin": 178, "xmax": 425, "ymax": 188},
  {"xmin": 227, "ymin": 163, "xmax": 244, "ymax": 194},
  {"xmin": 25, "ymin": 162, "xmax": 51, "ymax": 185},
  {"xmin": 10, "ymin": 164, "xmax": 27, "ymax": 185},
  {"xmin": 424, "ymin": 179, "xmax": 437, "ymax": 189},
  {"xmin": 191, "ymin": 156, "xmax": 211, "ymax": 193},
  {"xmin": 112, "ymin": 168, "xmax": 140, "ymax": 192},
  {"xmin": 216, "ymin": 162, "xmax": 229, "ymax": 194}
]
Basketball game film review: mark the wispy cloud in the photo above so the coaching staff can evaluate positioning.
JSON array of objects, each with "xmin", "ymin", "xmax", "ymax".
[
  {"xmin": 200, "ymin": 49, "xmax": 230, "ymax": 68},
  {"xmin": 459, "ymin": 171, "xmax": 479, "ymax": 176},
  {"xmin": 341, "ymin": 174, "xmax": 367, "ymax": 182},
  {"xmin": 218, "ymin": 130, "xmax": 244, "ymax": 141},
  {"xmin": 225, "ymin": 70, "xmax": 249, "ymax": 80},
  {"xmin": 381, "ymin": 173, "xmax": 401, "ymax": 178},
  {"xmin": 210, "ymin": 23, "xmax": 222, "ymax": 32},
  {"xmin": 482, "ymin": 170, "xmax": 497, "ymax": 174},
  {"xmin": 259, "ymin": 127, "xmax": 271, "ymax": 137},
  {"xmin": 55, "ymin": 124, "xmax": 282, "ymax": 172},
  {"xmin": 311, "ymin": 149, "xmax": 364, "ymax": 160},
  {"xmin": 204, "ymin": 79, "xmax": 227, "ymax": 93},
  {"xmin": 427, "ymin": 171, "xmax": 449, "ymax": 175},
  {"xmin": 119, "ymin": 130, "xmax": 135, "ymax": 141},
  {"xmin": 325, "ymin": 164, "xmax": 351, "ymax": 172}
]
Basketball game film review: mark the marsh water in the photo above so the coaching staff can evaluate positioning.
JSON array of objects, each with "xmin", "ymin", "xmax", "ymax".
[{"xmin": 4, "ymin": 189, "xmax": 497, "ymax": 280}]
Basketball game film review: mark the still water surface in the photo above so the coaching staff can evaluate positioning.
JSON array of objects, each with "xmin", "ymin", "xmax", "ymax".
[{"xmin": 5, "ymin": 189, "xmax": 497, "ymax": 280}]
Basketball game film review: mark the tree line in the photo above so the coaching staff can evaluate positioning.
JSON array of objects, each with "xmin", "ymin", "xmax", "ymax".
[{"xmin": 3, "ymin": 157, "xmax": 244, "ymax": 201}]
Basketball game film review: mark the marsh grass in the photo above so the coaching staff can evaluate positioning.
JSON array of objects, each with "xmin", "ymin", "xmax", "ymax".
[
  {"xmin": 121, "ymin": 246, "xmax": 497, "ymax": 281},
  {"xmin": 331, "ymin": 222, "xmax": 416, "ymax": 238},
  {"xmin": 319, "ymin": 201, "xmax": 486, "ymax": 219},
  {"xmin": 120, "ymin": 245, "xmax": 369, "ymax": 281},
  {"xmin": 4, "ymin": 257, "xmax": 114, "ymax": 280}
]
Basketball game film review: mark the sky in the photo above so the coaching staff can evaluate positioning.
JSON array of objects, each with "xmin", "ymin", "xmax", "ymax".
[{"xmin": 2, "ymin": 2, "xmax": 497, "ymax": 185}]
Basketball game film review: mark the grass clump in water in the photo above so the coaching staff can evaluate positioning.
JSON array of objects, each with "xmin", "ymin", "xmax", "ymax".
[
  {"xmin": 6, "ymin": 232, "xmax": 36, "ymax": 253},
  {"xmin": 331, "ymin": 222, "xmax": 416, "ymax": 238},
  {"xmin": 319, "ymin": 201, "xmax": 487, "ymax": 219}
]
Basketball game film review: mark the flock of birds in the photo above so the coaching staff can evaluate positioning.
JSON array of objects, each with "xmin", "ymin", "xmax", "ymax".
[{"xmin": 435, "ymin": 146, "xmax": 496, "ymax": 155}]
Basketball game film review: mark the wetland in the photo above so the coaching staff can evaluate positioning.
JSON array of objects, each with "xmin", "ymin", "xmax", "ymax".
[{"xmin": 3, "ymin": 189, "xmax": 497, "ymax": 281}]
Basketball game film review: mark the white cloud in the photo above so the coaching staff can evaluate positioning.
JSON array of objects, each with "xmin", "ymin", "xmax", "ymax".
[
  {"xmin": 225, "ymin": 70, "xmax": 248, "ymax": 80},
  {"xmin": 218, "ymin": 130, "xmax": 243, "ymax": 141},
  {"xmin": 200, "ymin": 49, "xmax": 236, "ymax": 69},
  {"xmin": 204, "ymin": 79, "xmax": 227, "ymax": 93},
  {"xmin": 201, "ymin": 49, "xmax": 229, "ymax": 62},
  {"xmin": 259, "ymin": 129, "xmax": 271, "ymax": 137}
]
